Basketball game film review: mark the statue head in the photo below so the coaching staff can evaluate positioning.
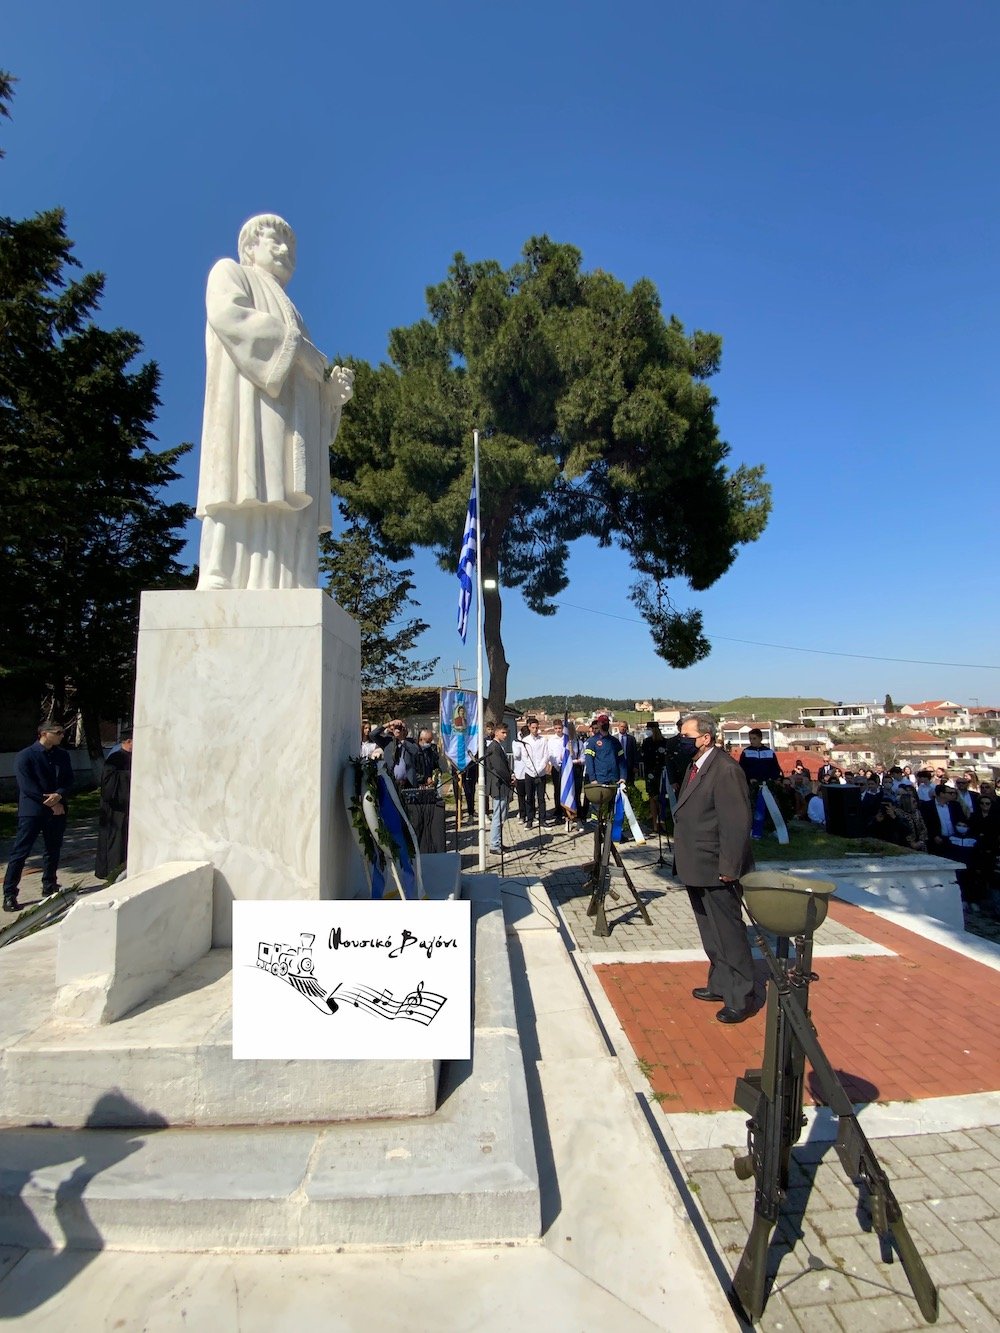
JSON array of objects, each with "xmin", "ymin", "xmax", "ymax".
[{"xmin": 237, "ymin": 214, "xmax": 297, "ymax": 286}]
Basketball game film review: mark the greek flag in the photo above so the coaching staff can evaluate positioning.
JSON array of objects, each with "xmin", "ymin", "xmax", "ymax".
[
  {"xmin": 456, "ymin": 476, "xmax": 477, "ymax": 643},
  {"xmin": 560, "ymin": 712, "xmax": 577, "ymax": 814}
]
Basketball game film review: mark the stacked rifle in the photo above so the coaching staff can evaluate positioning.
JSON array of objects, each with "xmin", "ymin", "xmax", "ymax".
[{"xmin": 729, "ymin": 871, "xmax": 938, "ymax": 1325}]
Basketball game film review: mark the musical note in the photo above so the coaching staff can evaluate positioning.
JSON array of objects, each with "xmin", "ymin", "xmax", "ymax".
[{"xmin": 336, "ymin": 981, "xmax": 447, "ymax": 1026}]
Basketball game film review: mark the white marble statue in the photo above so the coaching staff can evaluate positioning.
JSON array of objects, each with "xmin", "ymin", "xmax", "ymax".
[{"xmin": 195, "ymin": 215, "xmax": 354, "ymax": 590}]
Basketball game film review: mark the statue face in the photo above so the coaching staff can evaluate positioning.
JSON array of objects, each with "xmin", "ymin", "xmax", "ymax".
[{"xmin": 249, "ymin": 226, "xmax": 294, "ymax": 286}]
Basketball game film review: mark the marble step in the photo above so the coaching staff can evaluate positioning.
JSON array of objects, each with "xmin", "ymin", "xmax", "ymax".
[{"xmin": 0, "ymin": 1028, "xmax": 538, "ymax": 1251}]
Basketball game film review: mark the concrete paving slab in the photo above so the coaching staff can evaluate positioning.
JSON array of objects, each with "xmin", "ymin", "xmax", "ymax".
[{"xmin": 0, "ymin": 1246, "xmax": 666, "ymax": 1331}]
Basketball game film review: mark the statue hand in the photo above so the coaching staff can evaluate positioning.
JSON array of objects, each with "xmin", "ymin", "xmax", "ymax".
[{"xmin": 325, "ymin": 364, "xmax": 355, "ymax": 405}]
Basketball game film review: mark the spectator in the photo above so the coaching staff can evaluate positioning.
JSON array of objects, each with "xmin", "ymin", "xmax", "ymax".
[
  {"xmin": 895, "ymin": 787, "xmax": 929, "ymax": 852},
  {"xmin": 414, "ymin": 729, "xmax": 443, "ymax": 788},
  {"xmin": 95, "ymin": 729, "xmax": 133, "ymax": 881},
  {"xmin": 954, "ymin": 772, "xmax": 980, "ymax": 820},
  {"xmin": 3, "ymin": 721, "xmax": 73, "ymax": 911},
  {"xmin": 926, "ymin": 784, "xmax": 979, "ymax": 903},
  {"xmin": 738, "ymin": 729, "xmax": 782, "ymax": 784},
  {"xmin": 360, "ymin": 721, "xmax": 379, "ymax": 759},
  {"xmin": 640, "ymin": 721, "xmax": 669, "ymax": 831},
  {"xmin": 806, "ymin": 791, "xmax": 826, "ymax": 825},
  {"xmin": 860, "ymin": 777, "xmax": 883, "ymax": 829},
  {"xmin": 512, "ymin": 726, "xmax": 529, "ymax": 822},
  {"xmin": 371, "ymin": 720, "xmax": 420, "ymax": 788},
  {"xmin": 485, "ymin": 723, "xmax": 513, "ymax": 853},
  {"xmin": 583, "ymin": 716, "xmax": 626, "ymax": 787},
  {"xmin": 790, "ymin": 761, "xmax": 812, "ymax": 817},
  {"xmin": 869, "ymin": 798, "xmax": 909, "ymax": 848},
  {"xmin": 616, "ymin": 720, "xmax": 638, "ymax": 785},
  {"xmin": 520, "ymin": 717, "xmax": 552, "ymax": 830}
]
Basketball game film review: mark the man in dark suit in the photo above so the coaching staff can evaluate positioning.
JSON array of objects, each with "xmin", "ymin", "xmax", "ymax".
[
  {"xmin": 673, "ymin": 712, "xmax": 757, "ymax": 1023},
  {"xmin": 615, "ymin": 721, "xmax": 638, "ymax": 785},
  {"xmin": 485, "ymin": 723, "xmax": 513, "ymax": 853},
  {"xmin": 3, "ymin": 721, "xmax": 74, "ymax": 911}
]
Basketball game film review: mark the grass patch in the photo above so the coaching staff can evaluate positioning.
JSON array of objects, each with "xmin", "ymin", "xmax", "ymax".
[
  {"xmin": 651, "ymin": 1090, "xmax": 680, "ymax": 1105},
  {"xmin": 753, "ymin": 822, "xmax": 907, "ymax": 863},
  {"xmin": 1, "ymin": 784, "xmax": 100, "ymax": 840}
]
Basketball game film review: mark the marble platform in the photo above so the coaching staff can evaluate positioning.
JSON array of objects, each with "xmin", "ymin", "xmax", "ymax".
[
  {"xmin": 127, "ymin": 589, "xmax": 365, "ymax": 946},
  {"xmin": 1, "ymin": 870, "xmax": 492, "ymax": 1129},
  {"xmin": 0, "ymin": 880, "xmax": 540, "ymax": 1248}
]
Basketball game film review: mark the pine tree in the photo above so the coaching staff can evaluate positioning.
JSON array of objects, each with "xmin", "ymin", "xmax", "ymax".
[
  {"xmin": 0, "ymin": 73, "xmax": 192, "ymax": 754},
  {"xmin": 332, "ymin": 237, "xmax": 770, "ymax": 720},
  {"xmin": 320, "ymin": 520, "xmax": 438, "ymax": 690}
]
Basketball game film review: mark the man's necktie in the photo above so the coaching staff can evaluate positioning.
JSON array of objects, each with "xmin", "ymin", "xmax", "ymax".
[{"xmin": 687, "ymin": 764, "xmax": 698, "ymax": 785}]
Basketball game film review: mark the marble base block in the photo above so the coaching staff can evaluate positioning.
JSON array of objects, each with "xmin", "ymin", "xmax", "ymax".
[
  {"xmin": 128, "ymin": 590, "xmax": 364, "ymax": 946},
  {"xmin": 55, "ymin": 861, "xmax": 213, "ymax": 1025}
]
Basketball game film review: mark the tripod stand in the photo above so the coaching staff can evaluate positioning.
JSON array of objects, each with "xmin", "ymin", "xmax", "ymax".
[
  {"xmin": 582, "ymin": 784, "xmax": 652, "ymax": 937},
  {"xmin": 729, "ymin": 872, "xmax": 938, "ymax": 1325}
]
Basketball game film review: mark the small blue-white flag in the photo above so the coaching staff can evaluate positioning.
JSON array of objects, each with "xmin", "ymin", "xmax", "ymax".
[
  {"xmin": 560, "ymin": 712, "xmax": 577, "ymax": 815},
  {"xmin": 457, "ymin": 476, "xmax": 477, "ymax": 643}
]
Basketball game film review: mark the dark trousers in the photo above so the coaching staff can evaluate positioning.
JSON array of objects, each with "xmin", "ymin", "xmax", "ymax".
[
  {"xmin": 515, "ymin": 777, "xmax": 526, "ymax": 817},
  {"xmin": 685, "ymin": 881, "xmax": 756, "ymax": 1011},
  {"xmin": 3, "ymin": 813, "xmax": 66, "ymax": 898},
  {"xmin": 525, "ymin": 774, "xmax": 548, "ymax": 827},
  {"xmin": 462, "ymin": 763, "xmax": 477, "ymax": 819}
]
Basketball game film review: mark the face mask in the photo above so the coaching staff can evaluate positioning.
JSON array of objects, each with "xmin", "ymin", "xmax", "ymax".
[{"xmin": 678, "ymin": 737, "xmax": 697, "ymax": 756}]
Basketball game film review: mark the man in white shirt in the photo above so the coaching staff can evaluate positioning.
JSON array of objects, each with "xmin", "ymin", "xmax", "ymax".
[{"xmin": 521, "ymin": 718, "xmax": 552, "ymax": 830}]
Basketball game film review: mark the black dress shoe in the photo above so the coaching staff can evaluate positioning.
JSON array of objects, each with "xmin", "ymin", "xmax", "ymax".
[
  {"xmin": 3, "ymin": 898, "xmax": 19, "ymax": 913},
  {"xmin": 716, "ymin": 1004, "xmax": 754, "ymax": 1024},
  {"xmin": 692, "ymin": 987, "xmax": 724, "ymax": 1002},
  {"xmin": 42, "ymin": 886, "xmax": 60, "ymax": 898}
]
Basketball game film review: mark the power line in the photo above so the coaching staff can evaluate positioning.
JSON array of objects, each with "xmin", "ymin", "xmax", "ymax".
[{"xmin": 551, "ymin": 601, "xmax": 1000, "ymax": 671}]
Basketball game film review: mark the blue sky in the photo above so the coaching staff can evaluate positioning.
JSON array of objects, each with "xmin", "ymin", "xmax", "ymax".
[{"xmin": 5, "ymin": 1, "xmax": 999, "ymax": 707}]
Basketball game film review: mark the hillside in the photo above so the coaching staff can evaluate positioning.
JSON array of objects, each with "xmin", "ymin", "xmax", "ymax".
[{"xmin": 709, "ymin": 696, "xmax": 836, "ymax": 722}]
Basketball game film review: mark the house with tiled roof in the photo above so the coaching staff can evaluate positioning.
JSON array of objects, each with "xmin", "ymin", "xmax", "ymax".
[
  {"xmin": 721, "ymin": 720, "xmax": 776, "ymax": 748},
  {"xmin": 950, "ymin": 734, "xmax": 1000, "ymax": 767}
]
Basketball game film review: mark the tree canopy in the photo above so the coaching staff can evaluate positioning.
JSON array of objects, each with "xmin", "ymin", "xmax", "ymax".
[
  {"xmin": 332, "ymin": 236, "xmax": 770, "ymax": 720},
  {"xmin": 320, "ymin": 519, "xmax": 438, "ymax": 690},
  {"xmin": 0, "ymin": 72, "xmax": 192, "ymax": 753}
]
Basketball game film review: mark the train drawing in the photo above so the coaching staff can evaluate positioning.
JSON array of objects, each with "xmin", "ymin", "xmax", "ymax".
[
  {"xmin": 257, "ymin": 933, "xmax": 316, "ymax": 977},
  {"xmin": 256, "ymin": 933, "xmax": 337, "ymax": 1013}
]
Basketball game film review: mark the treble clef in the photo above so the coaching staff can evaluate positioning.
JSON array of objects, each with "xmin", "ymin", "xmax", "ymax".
[{"xmin": 403, "ymin": 980, "xmax": 425, "ymax": 1014}]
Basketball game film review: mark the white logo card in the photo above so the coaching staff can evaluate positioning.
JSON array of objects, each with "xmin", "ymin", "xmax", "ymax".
[{"xmin": 232, "ymin": 900, "xmax": 471, "ymax": 1060}]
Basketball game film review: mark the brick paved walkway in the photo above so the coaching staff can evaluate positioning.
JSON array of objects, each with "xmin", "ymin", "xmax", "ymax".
[
  {"xmin": 599, "ymin": 897, "xmax": 1000, "ymax": 1112},
  {"xmin": 460, "ymin": 810, "xmax": 1000, "ymax": 1330}
]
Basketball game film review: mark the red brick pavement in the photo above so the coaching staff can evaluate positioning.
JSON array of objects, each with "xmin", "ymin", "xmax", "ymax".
[{"xmin": 598, "ymin": 897, "xmax": 1000, "ymax": 1113}]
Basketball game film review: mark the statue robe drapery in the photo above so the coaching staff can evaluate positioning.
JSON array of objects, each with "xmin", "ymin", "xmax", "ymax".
[{"xmin": 195, "ymin": 258, "xmax": 342, "ymax": 589}]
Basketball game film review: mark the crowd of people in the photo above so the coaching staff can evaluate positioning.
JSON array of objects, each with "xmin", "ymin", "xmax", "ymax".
[{"xmin": 357, "ymin": 712, "xmax": 1000, "ymax": 919}]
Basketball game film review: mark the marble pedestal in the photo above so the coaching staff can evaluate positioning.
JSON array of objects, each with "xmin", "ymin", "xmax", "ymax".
[{"xmin": 128, "ymin": 590, "xmax": 364, "ymax": 946}]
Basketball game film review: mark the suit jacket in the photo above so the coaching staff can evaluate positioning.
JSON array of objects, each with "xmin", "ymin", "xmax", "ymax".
[
  {"xmin": 485, "ymin": 739, "xmax": 512, "ymax": 800},
  {"xmin": 14, "ymin": 742, "xmax": 73, "ymax": 817},
  {"xmin": 673, "ymin": 748, "xmax": 754, "ymax": 885},
  {"xmin": 618, "ymin": 732, "xmax": 638, "ymax": 783},
  {"xmin": 924, "ymin": 800, "xmax": 976, "ymax": 848}
]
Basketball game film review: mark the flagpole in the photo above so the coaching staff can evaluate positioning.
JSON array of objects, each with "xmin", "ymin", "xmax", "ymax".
[{"xmin": 474, "ymin": 428, "xmax": 486, "ymax": 871}]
